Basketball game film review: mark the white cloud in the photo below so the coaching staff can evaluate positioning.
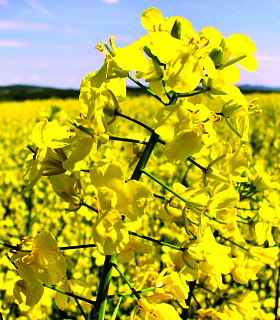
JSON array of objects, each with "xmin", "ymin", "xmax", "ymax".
[
  {"xmin": 9, "ymin": 77, "xmax": 23, "ymax": 84},
  {"xmin": 0, "ymin": 40, "xmax": 31, "ymax": 47},
  {"xmin": 102, "ymin": 0, "xmax": 120, "ymax": 3},
  {"xmin": 255, "ymin": 55, "xmax": 280, "ymax": 62},
  {"xmin": 0, "ymin": 20, "xmax": 51, "ymax": 30},
  {"xmin": 24, "ymin": 0, "xmax": 54, "ymax": 19},
  {"xmin": 0, "ymin": 39, "xmax": 85, "ymax": 50},
  {"xmin": 113, "ymin": 34, "xmax": 137, "ymax": 43},
  {"xmin": 29, "ymin": 74, "xmax": 40, "ymax": 81},
  {"xmin": 44, "ymin": 44, "xmax": 82, "ymax": 50},
  {"xmin": 0, "ymin": 0, "xmax": 9, "ymax": 5}
]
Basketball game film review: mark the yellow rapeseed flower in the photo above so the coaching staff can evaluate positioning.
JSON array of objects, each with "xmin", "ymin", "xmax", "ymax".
[{"xmin": 11, "ymin": 231, "xmax": 67, "ymax": 306}]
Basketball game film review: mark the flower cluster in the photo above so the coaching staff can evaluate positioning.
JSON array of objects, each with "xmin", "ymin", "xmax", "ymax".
[
  {"xmin": 3, "ymin": 6, "xmax": 279, "ymax": 320},
  {"xmin": 11, "ymin": 231, "xmax": 67, "ymax": 306}
]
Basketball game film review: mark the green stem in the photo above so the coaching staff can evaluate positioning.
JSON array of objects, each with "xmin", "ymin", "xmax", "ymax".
[
  {"xmin": 74, "ymin": 296, "xmax": 88, "ymax": 320},
  {"xmin": 215, "ymin": 233, "xmax": 249, "ymax": 252},
  {"xmin": 187, "ymin": 157, "xmax": 207, "ymax": 173},
  {"xmin": 195, "ymin": 283, "xmax": 225, "ymax": 299},
  {"xmin": 192, "ymin": 293, "xmax": 202, "ymax": 309},
  {"xmin": 0, "ymin": 240, "xmax": 96, "ymax": 252},
  {"xmin": 43, "ymin": 283, "xmax": 95, "ymax": 305},
  {"xmin": 236, "ymin": 207, "xmax": 259, "ymax": 211},
  {"xmin": 178, "ymin": 265, "xmax": 187, "ymax": 275},
  {"xmin": 240, "ymin": 191, "xmax": 258, "ymax": 201},
  {"xmin": 161, "ymin": 77, "xmax": 171, "ymax": 100},
  {"xmin": 92, "ymin": 117, "xmax": 161, "ymax": 320},
  {"xmin": 141, "ymin": 168, "xmax": 204, "ymax": 209},
  {"xmin": 59, "ymin": 244, "xmax": 96, "ymax": 250},
  {"xmin": 143, "ymin": 169, "xmax": 227, "ymax": 225},
  {"xmin": 274, "ymin": 261, "xmax": 280, "ymax": 319},
  {"xmin": 130, "ymin": 132, "xmax": 160, "ymax": 181},
  {"xmin": 81, "ymin": 202, "xmax": 98, "ymax": 213},
  {"xmin": 112, "ymin": 262, "xmax": 141, "ymax": 299},
  {"xmin": 115, "ymin": 110, "xmax": 154, "ymax": 133},
  {"xmin": 128, "ymin": 231, "xmax": 184, "ymax": 251},
  {"xmin": 141, "ymin": 168, "xmax": 187, "ymax": 202},
  {"xmin": 109, "ymin": 136, "xmax": 148, "ymax": 145},
  {"xmin": 153, "ymin": 193, "xmax": 171, "ymax": 202},
  {"xmin": 127, "ymin": 73, "xmax": 168, "ymax": 106},
  {"xmin": 68, "ymin": 120, "xmax": 94, "ymax": 136},
  {"xmin": 204, "ymin": 212, "xmax": 227, "ymax": 225},
  {"xmin": 92, "ymin": 255, "xmax": 116, "ymax": 320},
  {"xmin": 0, "ymin": 241, "xmax": 30, "ymax": 252},
  {"xmin": 182, "ymin": 280, "xmax": 196, "ymax": 319},
  {"xmin": 178, "ymin": 87, "xmax": 210, "ymax": 98},
  {"xmin": 5, "ymin": 303, "xmax": 17, "ymax": 320},
  {"xmin": 24, "ymin": 190, "xmax": 34, "ymax": 236},
  {"xmin": 114, "ymin": 112, "xmax": 166, "ymax": 145},
  {"xmin": 27, "ymin": 144, "xmax": 36, "ymax": 154},
  {"xmin": 236, "ymin": 214, "xmax": 250, "ymax": 221},
  {"xmin": 236, "ymin": 220, "xmax": 252, "ymax": 225},
  {"xmin": 107, "ymin": 286, "xmax": 156, "ymax": 299},
  {"xmin": 187, "ymin": 216, "xmax": 199, "ymax": 227},
  {"xmin": 110, "ymin": 297, "xmax": 123, "ymax": 320}
]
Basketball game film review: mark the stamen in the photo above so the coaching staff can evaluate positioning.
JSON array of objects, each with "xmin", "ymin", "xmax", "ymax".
[
  {"xmin": 95, "ymin": 43, "xmax": 110, "ymax": 57},
  {"xmin": 103, "ymin": 41, "xmax": 115, "ymax": 57},
  {"xmin": 109, "ymin": 36, "xmax": 117, "ymax": 52},
  {"xmin": 200, "ymin": 36, "xmax": 209, "ymax": 47}
]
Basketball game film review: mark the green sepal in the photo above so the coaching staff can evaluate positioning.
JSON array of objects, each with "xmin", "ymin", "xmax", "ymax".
[
  {"xmin": 143, "ymin": 45, "xmax": 165, "ymax": 67},
  {"xmin": 223, "ymin": 103, "xmax": 242, "ymax": 117},
  {"xmin": 209, "ymin": 47, "xmax": 223, "ymax": 67},
  {"xmin": 218, "ymin": 55, "xmax": 247, "ymax": 70},
  {"xmin": 171, "ymin": 19, "xmax": 182, "ymax": 40}
]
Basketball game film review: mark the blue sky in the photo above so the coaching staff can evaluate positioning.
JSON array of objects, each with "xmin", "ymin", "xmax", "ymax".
[{"xmin": 1, "ymin": 0, "xmax": 280, "ymax": 89}]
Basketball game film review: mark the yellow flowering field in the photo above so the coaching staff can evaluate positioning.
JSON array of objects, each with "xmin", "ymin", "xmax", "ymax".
[
  {"xmin": 0, "ymin": 92, "xmax": 280, "ymax": 319},
  {"xmin": 1, "ymin": 6, "xmax": 280, "ymax": 320}
]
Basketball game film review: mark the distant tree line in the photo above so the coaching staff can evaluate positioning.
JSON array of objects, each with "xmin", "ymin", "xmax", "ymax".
[{"xmin": 0, "ymin": 84, "xmax": 279, "ymax": 101}]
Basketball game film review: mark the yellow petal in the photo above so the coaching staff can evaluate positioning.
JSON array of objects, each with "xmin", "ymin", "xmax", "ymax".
[
  {"xmin": 237, "ymin": 54, "xmax": 257, "ymax": 72},
  {"xmin": 204, "ymin": 56, "xmax": 219, "ymax": 79},
  {"xmin": 199, "ymin": 26, "xmax": 223, "ymax": 49},
  {"xmin": 97, "ymin": 186, "xmax": 118, "ymax": 213},
  {"xmin": 219, "ymin": 64, "xmax": 240, "ymax": 83},
  {"xmin": 226, "ymin": 33, "xmax": 256, "ymax": 55},
  {"xmin": 63, "ymin": 137, "xmax": 95, "ymax": 171},
  {"xmin": 154, "ymin": 303, "xmax": 182, "ymax": 320},
  {"xmin": 32, "ymin": 120, "xmax": 47, "ymax": 149},
  {"xmin": 90, "ymin": 159, "xmax": 125, "ymax": 194},
  {"xmin": 14, "ymin": 279, "xmax": 44, "ymax": 307},
  {"xmin": 50, "ymin": 174, "xmax": 82, "ymax": 211},
  {"xmin": 165, "ymin": 53, "xmax": 203, "ymax": 93},
  {"xmin": 54, "ymin": 283, "xmax": 70, "ymax": 310},
  {"xmin": 165, "ymin": 129, "xmax": 203, "ymax": 163},
  {"xmin": 161, "ymin": 272, "xmax": 189, "ymax": 308},
  {"xmin": 141, "ymin": 7, "xmax": 165, "ymax": 32},
  {"xmin": 149, "ymin": 32, "xmax": 184, "ymax": 65},
  {"xmin": 117, "ymin": 180, "xmax": 153, "ymax": 220},
  {"xmin": 114, "ymin": 35, "xmax": 150, "ymax": 73},
  {"xmin": 93, "ymin": 213, "xmax": 129, "ymax": 255},
  {"xmin": 32, "ymin": 120, "xmax": 72, "ymax": 149}
]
